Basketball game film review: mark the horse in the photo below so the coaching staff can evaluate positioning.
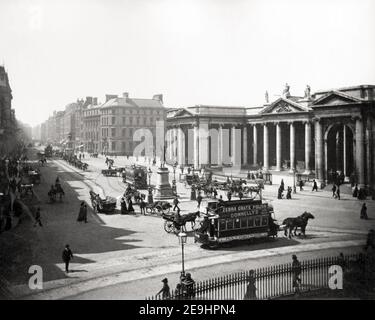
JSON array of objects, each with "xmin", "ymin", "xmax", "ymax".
[
  {"xmin": 281, "ymin": 212, "xmax": 315, "ymax": 238},
  {"xmin": 180, "ymin": 210, "xmax": 201, "ymax": 230}
]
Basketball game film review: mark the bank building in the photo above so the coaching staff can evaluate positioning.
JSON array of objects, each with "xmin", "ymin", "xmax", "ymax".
[{"xmin": 165, "ymin": 84, "xmax": 375, "ymax": 193}]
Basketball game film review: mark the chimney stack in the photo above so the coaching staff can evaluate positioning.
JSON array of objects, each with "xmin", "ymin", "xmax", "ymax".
[
  {"xmin": 153, "ymin": 94, "xmax": 163, "ymax": 103},
  {"xmin": 105, "ymin": 94, "xmax": 118, "ymax": 102},
  {"xmin": 85, "ymin": 96, "xmax": 93, "ymax": 106},
  {"xmin": 93, "ymin": 97, "xmax": 98, "ymax": 105},
  {"xmin": 122, "ymin": 92, "xmax": 129, "ymax": 98}
]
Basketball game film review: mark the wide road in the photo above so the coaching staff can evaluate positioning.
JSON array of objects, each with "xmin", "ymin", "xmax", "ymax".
[{"xmin": 2, "ymin": 149, "xmax": 373, "ymax": 300}]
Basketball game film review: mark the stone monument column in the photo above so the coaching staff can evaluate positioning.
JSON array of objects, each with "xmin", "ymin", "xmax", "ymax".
[
  {"xmin": 314, "ymin": 119, "xmax": 324, "ymax": 182},
  {"xmin": 355, "ymin": 117, "xmax": 365, "ymax": 188},
  {"xmin": 289, "ymin": 121, "xmax": 295, "ymax": 173},
  {"xmin": 304, "ymin": 121, "xmax": 312, "ymax": 174},
  {"xmin": 263, "ymin": 123, "xmax": 269, "ymax": 171},
  {"xmin": 275, "ymin": 122, "xmax": 282, "ymax": 171},
  {"xmin": 242, "ymin": 125, "xmax": 247, "ymax": 165},
  {"xmin": 252, "ymin": 124, "xmax": 258, "ymax": 167}
]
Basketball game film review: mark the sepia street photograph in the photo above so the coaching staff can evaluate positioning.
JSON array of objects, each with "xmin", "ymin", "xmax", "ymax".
[{"xmin": 1, "ymin": 0, "xmax": 375, "ymax": 310}]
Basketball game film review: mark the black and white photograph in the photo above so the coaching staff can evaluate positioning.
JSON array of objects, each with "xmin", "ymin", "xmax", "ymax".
[{"xmin": 1, "ymin": 0, "xmax": 375, "ymax": 307}]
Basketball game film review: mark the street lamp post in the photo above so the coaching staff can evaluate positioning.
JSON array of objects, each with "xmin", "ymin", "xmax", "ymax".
[
  {"xmin": 178, "ymin": 232, "xmax": 187, "ymax": 276},
  {"xmin": 293, "ymin": 168, "xmax": 297, "ymax": 194},
  {"xmin": 172, "ymin": 162, "xmax": 177, "ymax": 192}
]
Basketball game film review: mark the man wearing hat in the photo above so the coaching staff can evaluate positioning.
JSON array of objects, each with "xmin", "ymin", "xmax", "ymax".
[
  {"xmin": 157, "ymin": 278, "xmax": 170, "ymax": 299},
  {"xmin": 62, "ymin": 244, "xmax": 73, "ymax": 273}
]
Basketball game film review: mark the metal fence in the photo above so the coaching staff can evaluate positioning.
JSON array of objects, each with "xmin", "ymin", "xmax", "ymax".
[{"xmin": 146, "ymin": 253, "xmax": 372, "ymax": 300}]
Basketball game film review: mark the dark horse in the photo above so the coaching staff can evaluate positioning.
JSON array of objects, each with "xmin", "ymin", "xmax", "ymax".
[
  {"xmin": 282, "ymin": 212, "xmax": 315, "ymax": 238},
  {"xmin": 178, "ymin": 211, "xmax": 201, "ymax": 231}
]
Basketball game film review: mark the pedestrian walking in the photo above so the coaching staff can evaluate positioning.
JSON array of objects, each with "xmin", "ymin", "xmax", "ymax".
[
  {"xmin": 312, "ymin": 180, "xmax": 318, "ymax": 192},
  {"xmin": 127, "ymin": 197, "xmax": 135, "ymax": 213},
  {"xmin": 156, "ymin": 278, "xmax": 170, "ymax": 299},
  {"xmin": 62, "ymin": 244, "xmax": 73, "ymax": 273},
  {"xmin": 238, "ymin": 190, "xmax": 243, "ymax": 200},
  {"xmin": 299, "ymin": 180, "xmax": 303, "ymax": 191},
  {"xmin": 332, "ymin": 184, "xmax": 337, "ymax": 198},
  {"xmin": 243, "ymin": 270, "xmax": 257, "ymax": 300},
  {"xmin": 140, "ymin": 197, "xmax": 146, "ymax": 215},
  {"xmin": 336, "ymin": 186, "xmax": 340, "ymax": 200},
  {"xmin": 360, "ymin": 203, "xmax": 368, "ymax": 220},
  {"xmin": 280, "ymin": 179, "xmax": 285, "ymax": 192},
  {"xmin": 292, "ymin": 254, "xmax": 302, "ymax": 294},
  {"xmin": 227, "ymin": 190, "xmax": 232, "ymax": 201},
  {"xmin": 173, "ymin": 196, "xmax": 180, "ymax": 211},
  {"xmin": 197, "ymin": 193, "xmax": 203, "ymax": 208},
  {"xmin": 34, "ymin": 207, "xmax": 42, "ymax": 227},
  {"xmin": 120, "ymin": 197, "xmax": 128, "ymax": 214},
  {"xmin": 353, "ymin": 184, "xmax": 359, "ymax": 197},
  {"xmin": 77, "ymin": 202, "xmax": 86, "ymax": 222}
]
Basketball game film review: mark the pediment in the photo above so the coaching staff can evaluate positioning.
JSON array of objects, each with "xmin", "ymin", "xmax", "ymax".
[
  {"xmin": 260, "ymin": 98, "xmax": 306, "ymax": 114},
  {"xmin": 312, "ymin": 91, "xmax": 362, "ymax": 106},
  {"xmin": 167, "ymin": 108, "xmax": 194, "ymax": 118}
]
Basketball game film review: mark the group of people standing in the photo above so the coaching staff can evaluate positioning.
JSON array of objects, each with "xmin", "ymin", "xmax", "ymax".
[
  {"xmin": 157, "ymin": 273, "xmax": 196, "ymax": 299},
  {"xmin": 277, "ymin": 179, "xmax": 293, "ymax": 199}
]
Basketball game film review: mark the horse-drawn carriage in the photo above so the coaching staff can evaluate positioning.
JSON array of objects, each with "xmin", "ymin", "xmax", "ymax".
[
  {"xmin": 122, "ymin": 165, "xmax": 148, "ymax": 189},
  {"xmin": 183, "ymin": 174, "xmax": 201, "ymax": 187},
  {"xmin": 89, "ymin": 191, "xmax": 117, "ymax": 214},
  {"xmin": 162, "ymin": 210, "xmax": 201, "ymax": 234},
  {"xmin": 146, "ymin": 200, "xmax": 172, "ymax": 215}
]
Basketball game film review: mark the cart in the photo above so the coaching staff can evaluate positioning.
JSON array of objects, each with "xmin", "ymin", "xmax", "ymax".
[
  {"xmin": 89, "ymin": 191, "xmax": 117, "ymax": 214},
  {"xmin": 146, "ymin": 200, "xmax": 172, "ymax": 215}
]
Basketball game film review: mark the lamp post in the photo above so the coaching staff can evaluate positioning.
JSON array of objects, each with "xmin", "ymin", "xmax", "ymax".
[
  {"xmin": 148, "ymin": 167, "xmax": 152, "ymax": 187},
  {"xmin": 293, "ymin": 168, "xmax": 297, "ymax": 194},
  {"xmin": 178, "ymin": 232, "xmax": 187, "ymax": 276}
]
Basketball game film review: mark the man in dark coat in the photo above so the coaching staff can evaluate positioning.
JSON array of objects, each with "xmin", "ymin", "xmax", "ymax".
[
  {"xmin": 62, "ymin": 244, "xmax": 73, "ymax": 273},
  {"xmin": 157, "ymin": 278, "xmax": 170, "ymax": 299},
  {"xmin": 173, "ymin": 196, "xmax": 180, "ymax": 211},
  {"xmin": 312, "ymin": 180, "xmax": 318, "ymax": 192},
  {"xmin": 292, "ymin": 255, "xmax": 302, "ymax": 294},
  {"xmin": 360, "ymin": 203, "xmax": 368, "ymax": 220},
  {"xmin": 197, "ymin": 193, "xmax": 203, "ymax": 208}
]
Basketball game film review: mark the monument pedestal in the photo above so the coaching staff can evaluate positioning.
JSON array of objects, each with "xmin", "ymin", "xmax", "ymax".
[{"xmin": 154, "ymin": 167, "xmax": 174, "ymax": 200}]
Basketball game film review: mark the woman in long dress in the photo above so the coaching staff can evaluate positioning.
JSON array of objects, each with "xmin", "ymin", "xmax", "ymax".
[
  {"xmin": 127, "ymin": 197, "xmax": 134, "ymax": 213},
  {"xmin": 120, "ymin": 197, "xmax": 128, "ymax": 215},
  {"xmin": 77, "ymin": 202, "xmax": 85, "ymax": 222}
]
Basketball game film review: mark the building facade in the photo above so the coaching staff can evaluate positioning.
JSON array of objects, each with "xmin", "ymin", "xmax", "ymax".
[
  {"xmin": 0, "ymin": 66, "xmax": 17, "ymax": 155},
  {"xmin": 97, "ymin": 92, "xmax": 166, "ymax": 156},
  {"xmin": 165, "ymin": 84, "xmax": 375, "ymax": 192}
]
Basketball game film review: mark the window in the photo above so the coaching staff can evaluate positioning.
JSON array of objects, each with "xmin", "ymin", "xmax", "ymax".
[
  {"xmin": 234, "ymin": 218, "xmax": 240, "ymax": 229},
  {"xmin": 111, "ymin": 141, "xmax": 116, "ymax": 150},
  {"xmin": 226, "ymin": 220, "xmax": 234, "ymax": 230},
  {"xmin": 240, "ymin": 217, "xmax": 248, "ymax": 229},
  {"xmin": 248, "ymin": 218, "xmax": 254, "ymax": 227},
  {"xmin": 255, "ymin": 217, "xmax": 261, "ymax": 227},
  {"xmin": 219, "ymin": 220, "xmax": 226, "ymax": 231},
  {"xmin": 122, "ymin": 117, "xmax": 125, "ymax": 125},
  {"xmin": 111, "ymin": 128, "xmax": 116, "ymax": 137},
  {"xmin": 129, "ymin": 128, "xmax": 133, "ymax": 138},
  {"xmin": 122, "ymin": 128, "xmax": 126, "ymax": 137},
  {"xmin": 137, "ymin": 117, "xmax": 140, "ymax": 125},
  {"xmin": 262, "ymin": 217, "xmax": 268, "ymax": 226},
  {"xmin": 112, "ymin": 117, "xmax": 115, "ymax": 125},
  {"xmin": 129, "ymin": 117, "xmax": 133, "ymax": 125}
]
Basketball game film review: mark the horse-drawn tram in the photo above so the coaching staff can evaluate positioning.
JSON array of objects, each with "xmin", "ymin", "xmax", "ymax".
[
  {"xmin": 194, "ymin": 198, "xmax": 277, "ymax": 248},
  {"xmin": 122, "ymin": 165, "xmax": 148, "ymax": 189}
]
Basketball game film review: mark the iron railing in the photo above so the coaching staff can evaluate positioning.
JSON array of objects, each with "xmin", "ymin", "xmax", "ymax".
[{"xmin": 146, "ymin": 253, "xmax": 373, "ymax": 300}]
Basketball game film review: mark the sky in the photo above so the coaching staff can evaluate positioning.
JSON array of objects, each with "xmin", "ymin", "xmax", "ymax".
[{"xmin": 1, "ymin": 0, "xmax": 375, "ymax": 126}]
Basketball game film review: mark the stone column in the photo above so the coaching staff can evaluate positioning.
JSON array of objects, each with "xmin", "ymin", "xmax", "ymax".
[
  {"xmin": 218, "ymin": 125, "xmax": 223, "ymax": 166},
  {"xmin": 193, "ymin": 124, "xmax": 199, "ymax": 169},
  {"xmin": 242, "ymin": 125, "xmax": 248, "ymax": 165},
  {"xmin": 366, "ymin": 118, "xmax": 372, "ymax": 187},
  {"xmin": 252, "ymin": 124, "xmax": 258, "ymax": 167},
  {"xmin": 178, "ymin": 126, "xmax": 185, "ymax": 165},
  {"xmin": 314, "ymin": 119, "xmax": 324, "ymax": 181},
  {"xmin": 167, "ymin": 128, "xmax": 172, "ymax": 162},
  {"xmin": 343, "ymin": 125, "xmax": 347, "ymax": 176},
  {"xmin": 289, "ymin": 121, "xmax": 295, "ymax": 173},
  {"xmin": 304, "ymin": 121, "xmax": 312, "ymax": 174},
  {"xmin": 263, "ymin": 123, "xmax": 269, "ymax": 171},
  {"xmin": 275, "ymin": 122, "xmax": 282, "ymax": 171},
  {"xmin": 355, "ymin": 117, "xmax": 365, "ymax": 187},
  {"xmin": 232, "ymin": 125, "xmax": 241, "ymax": 167},
  {"xmin": 199, "ymin": 122, "xmax": 209, "ymax": 167}
]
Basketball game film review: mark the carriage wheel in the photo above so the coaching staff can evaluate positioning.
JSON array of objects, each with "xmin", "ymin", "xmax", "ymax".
[
  {"xmin": 163, "ymin": 206, "xmax": 171, "ymax": 214},
  {"xmin": 146, "ymin": 206, "xmax": 153, "ymax": 214},
  {"xmin": 155, "ymin": 205, "xmax": 164, "ymax": 216},
  {"xmin": 164, "ymin": 221, "xmax": 175, "ymax": 233}
]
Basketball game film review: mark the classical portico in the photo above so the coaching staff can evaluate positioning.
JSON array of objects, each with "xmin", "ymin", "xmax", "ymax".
[{"xmin": 165, "ymin": 85, "xmax": 375, "ymax": 193}]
